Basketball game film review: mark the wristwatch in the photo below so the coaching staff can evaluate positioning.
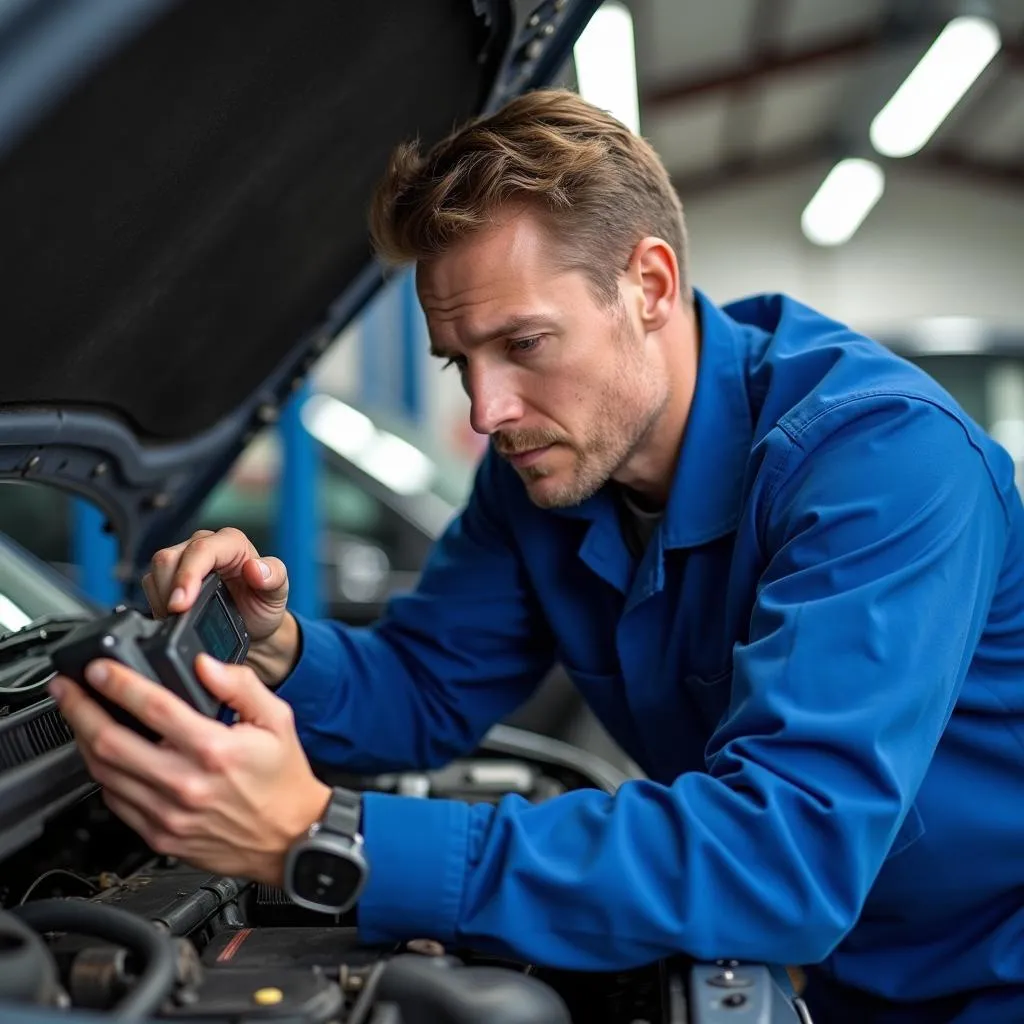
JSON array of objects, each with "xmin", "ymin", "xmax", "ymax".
[{"xmin": 282, "ymin": 787, "xmax": 369, "ymax": 914}]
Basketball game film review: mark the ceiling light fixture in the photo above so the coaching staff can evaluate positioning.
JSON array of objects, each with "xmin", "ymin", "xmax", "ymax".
[
  {"xmin": 573, "ymin": 1, "xmax": 640, "ymax": 134},
  {"xmin": 801, "ymin": 158, "xmax": 886, "ymax": 247},
  {"xmin": 301, "ymin": 393, "xmax": 436, "ymax": 496},
  {"xmin": 870, "ymin": 15, "xmax": 1001, "ymax": 158}
]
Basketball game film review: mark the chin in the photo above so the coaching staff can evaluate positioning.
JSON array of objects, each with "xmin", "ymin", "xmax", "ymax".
[
  {"xmin": 522, "ymin": 471, "xmax": 595, "ymax": 510},
  {"xmin": 524, "ymin": 486, "xmax": 566, "ymax": 510},
  {"xmin": 515, "ymin": 447, "xmax": 610, "ymax": 508}
]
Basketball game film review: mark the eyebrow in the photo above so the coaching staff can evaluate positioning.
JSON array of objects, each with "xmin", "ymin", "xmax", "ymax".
[{"xmin": 428, "ymin": 314, "xmax": 558, "ymax": 359}]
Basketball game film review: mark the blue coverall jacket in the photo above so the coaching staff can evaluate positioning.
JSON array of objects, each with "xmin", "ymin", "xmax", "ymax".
[{"xmin": 278, "ymin": 290, "xmax": 1024, "ymax": 1023}]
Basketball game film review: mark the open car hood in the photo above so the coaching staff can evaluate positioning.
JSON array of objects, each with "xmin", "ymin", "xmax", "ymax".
[{"xmin": 0, "ymin": 0, "xmax": 598, "ymax": 581}]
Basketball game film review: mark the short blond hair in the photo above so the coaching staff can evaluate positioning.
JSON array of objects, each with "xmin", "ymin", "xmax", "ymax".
[{"xmin": 368, "ymin": 89, "xmax": 690, "ymax": 307}]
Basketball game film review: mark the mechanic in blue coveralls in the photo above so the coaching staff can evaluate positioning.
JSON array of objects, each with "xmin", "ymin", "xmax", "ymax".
[{"xmin": 51, "ymin": 89, "xmax": 1024, "ymax": 1023}]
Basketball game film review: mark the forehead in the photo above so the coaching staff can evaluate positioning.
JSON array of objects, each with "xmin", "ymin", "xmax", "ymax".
[{"xmin": 417, "ymin": 212, "xmax": 572, "ymax": 339}]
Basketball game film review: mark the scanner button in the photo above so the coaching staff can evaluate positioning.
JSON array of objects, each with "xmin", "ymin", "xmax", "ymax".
[{"xmin": 707, "ymin": 971, "xmax": 753, "ymax": 988}]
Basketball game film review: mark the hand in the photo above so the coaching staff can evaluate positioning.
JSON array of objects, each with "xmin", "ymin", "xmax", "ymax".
[
  {"xmin": 143, "ymin": 527, "xmax": 298, "ymax": 685},
  {"xmin": 49, "ymin": 655, "xmax": 331, "ymax": 885}
]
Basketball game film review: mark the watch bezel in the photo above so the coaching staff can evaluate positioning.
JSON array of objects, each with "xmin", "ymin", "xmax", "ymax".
[{"xmin": 283, "ymin": 827, "xmax": 369, "ymax": 915}]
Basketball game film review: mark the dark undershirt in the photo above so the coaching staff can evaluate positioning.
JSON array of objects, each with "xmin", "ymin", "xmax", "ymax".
[{"xmin": 614, "ymin": 485, "xmax": 664, "ymax": 560}]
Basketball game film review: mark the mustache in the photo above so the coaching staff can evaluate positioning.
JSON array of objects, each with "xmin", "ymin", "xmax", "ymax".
[{"xmin": 493, "ymin": 429, "xmax": 565, "ymax": 455}]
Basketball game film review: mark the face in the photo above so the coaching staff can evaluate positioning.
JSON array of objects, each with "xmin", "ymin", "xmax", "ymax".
[{"xmin": 418, "ymin": 211, "xmax": 671, "ymax": 509}]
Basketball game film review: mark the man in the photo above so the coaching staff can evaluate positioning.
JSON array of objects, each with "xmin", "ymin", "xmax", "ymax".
[{"xmin": 50, "ymin": 90, "xmax": 1024, "ymax": 1023}]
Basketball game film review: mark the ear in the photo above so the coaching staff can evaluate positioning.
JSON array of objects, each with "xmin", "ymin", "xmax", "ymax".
[{"xmin": 626, "ymin": 237, "xmax": 679, "ymax": 334}]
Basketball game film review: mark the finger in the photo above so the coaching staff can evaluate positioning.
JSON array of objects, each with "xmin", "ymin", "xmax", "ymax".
[
  {"xmin": 91, "ymin": 756, "xmax": 172, "ymax": 813},
  {"xmin": 105, "ymin": 791, "xmax": 213, "ymax": 863},
  {"xmin": 149, "ymin": 539, "xmax": 192, "ymax": 612},
  {"xmin": 240, "ymin": 555, "xmax": 289, "ymax": 606},
  {"xmin": 51, "ymin": 674, "xmax": 198, "ymax": 791},
  {"xmin": 71, "ymin": 659, "xmax": 227, "ymax": 763},
  {"xmin": 169, "ymin": 528, "xmax": 259, "ymax": 613},
  {"xmin": 154, "ymin": 530, "xmax": 218, "ymax": 612},
  {"xmin": 196, "ymin": 654, "xmax": 293, "ymax": 733},
  {"xmin": 51, "ymin": 673, "xmax": 119, "ymax": 750},
  {"xmin": 94, "ymin": 763, "xmax": 201, "ymax": 838},
  {"xmin": 102, "ymin": 791, "xmax": 167, "ymax": 853},
  {"xmin": 140, "ymin": 572, "xmax": 167, "ymax": 619}
]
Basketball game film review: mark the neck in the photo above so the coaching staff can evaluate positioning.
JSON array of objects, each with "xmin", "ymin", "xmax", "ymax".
[{"xmin": 611, "ymin": 301, "xmax": 700, "ymax": 507}]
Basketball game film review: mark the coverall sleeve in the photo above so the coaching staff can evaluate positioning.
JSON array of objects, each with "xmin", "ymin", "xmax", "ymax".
[
  {"xmin": 352, "ymin": 396, "xmax": 1010, "ymax": 969},
  {"xmin": 275, "ymin": 450, "xmax": 556, "ymax": 772}
]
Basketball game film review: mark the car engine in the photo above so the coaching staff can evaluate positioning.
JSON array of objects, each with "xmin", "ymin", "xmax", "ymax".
[
  {"xmin": 0, "ymin": 721, "xmax": 700, "ymax": 1024},
  {"xmin": 0, "ymin": 630, "xmax": 809, "ymax": 1024}
]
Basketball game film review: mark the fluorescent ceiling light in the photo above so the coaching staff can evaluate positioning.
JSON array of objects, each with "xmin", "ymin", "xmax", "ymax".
[
  {"xmin": 356, "ymin": 432, "xmax": 435, "ymax": 496},
  {"xmin": 301, "ymin": 393, "xmax": 436, "ymax": 496},
  {"xmin": 905, "ymin": 316, "xmax": 988, "ymax": 355},
  {"xmin": 301, "ymin": 393, "xmax": 374, "ymax": 457},
  {"xmin": 801, "ymin": 158, "xmax": 885, "ymax": 247},
  {"xmin": 870, "ymin": 16, "xmax": 1001, "ymax": 158},
  {"xmin": 573, "ymin": 1, "xmax": 640, "ymax": 134}
]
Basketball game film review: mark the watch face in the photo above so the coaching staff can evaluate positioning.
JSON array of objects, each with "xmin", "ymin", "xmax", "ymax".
[{"xmin": 292, "ymin": 847, "xmax": 362, "ymax": 910}]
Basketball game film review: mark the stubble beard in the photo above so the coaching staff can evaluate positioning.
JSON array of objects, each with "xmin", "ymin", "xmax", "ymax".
[
  {"xmin": 495, "ymin": 306, "xmax": 669, "ymax": 509},
  {"xmin": 515, "ymin": 363, "xmax": 668, "ymax": 510}
]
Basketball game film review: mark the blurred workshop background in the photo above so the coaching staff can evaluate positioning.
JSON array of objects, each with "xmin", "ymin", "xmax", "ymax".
[{"xmin": 2, "ymin": 0, "xmax": 1022, "ymax": 759}]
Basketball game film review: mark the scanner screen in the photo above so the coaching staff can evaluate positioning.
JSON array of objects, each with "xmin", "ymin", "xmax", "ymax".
[{"xmin": 196, "ymin": 594, "xmax": 241, "ymax": 663}]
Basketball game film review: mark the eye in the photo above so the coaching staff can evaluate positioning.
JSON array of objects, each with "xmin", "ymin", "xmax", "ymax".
[
  {"xmin": 509, "ymin": 336, "xmax": 543, "ymax": 356},
  {"xmin": 442, "ymin": 355, "xmax": 467, "ymax": 373}
]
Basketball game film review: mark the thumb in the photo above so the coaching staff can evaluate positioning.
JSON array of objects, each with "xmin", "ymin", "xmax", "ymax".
[
  {"xmin": 241, "ymin": 556, "xmax": 289, "ymax": 604},
  {"xmin": 196, "ymin": 654, "xmax": 293, "ymax": 733}
]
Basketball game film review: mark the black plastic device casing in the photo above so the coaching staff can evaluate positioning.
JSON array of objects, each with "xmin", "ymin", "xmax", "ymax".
[{"xmin": 50, "ymin": 574, "xmax": 249, "ymax": 742}]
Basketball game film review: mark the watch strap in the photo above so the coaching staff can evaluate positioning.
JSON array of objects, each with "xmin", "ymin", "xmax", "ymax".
[{"xmin": 321, "ymin": 787, "xmax": 362, "ymax": 841}]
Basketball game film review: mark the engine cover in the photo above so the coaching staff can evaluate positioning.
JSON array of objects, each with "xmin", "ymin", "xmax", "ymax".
[{"xmin": 162, "ymin": 967, "xmax": 344, "ymax": 1023}]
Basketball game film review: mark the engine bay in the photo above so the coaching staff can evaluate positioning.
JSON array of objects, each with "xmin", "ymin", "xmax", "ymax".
[
  {"xmin": 0, "ymin": 746, "xmax": 688, "ymax": 1024},
  {"xmin": 0, "ymin": 729, "xmax": 810, "ymax": 1023}
]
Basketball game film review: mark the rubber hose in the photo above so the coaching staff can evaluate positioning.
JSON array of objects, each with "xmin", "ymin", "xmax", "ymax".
[
  {"xmin": 0, "ymin": 910, "xmax": 62, "ymax": 1006},
  {"xmin": 12, "ymin": 898, "xmax": 177, "ymax": 1020}
]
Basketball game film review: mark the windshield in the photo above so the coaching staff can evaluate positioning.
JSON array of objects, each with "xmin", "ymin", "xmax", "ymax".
[{"xmin": 0, "ymin": 534, "xmax": 94, "ymax": 635}]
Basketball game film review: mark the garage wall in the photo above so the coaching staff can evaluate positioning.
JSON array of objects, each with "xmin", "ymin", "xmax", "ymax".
[
  {"xmin": 683, "ymin": 162, "xmax": 1024, "ymax": 335},
  {"xmin": 310, "ymin": 160, "xmax": 1024, "ymax": 502}
]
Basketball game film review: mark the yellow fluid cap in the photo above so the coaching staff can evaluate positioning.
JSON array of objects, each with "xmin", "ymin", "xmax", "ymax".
[{"xmin": 252, "ymin": 987, "xmax": 284, "ymax": 1006}]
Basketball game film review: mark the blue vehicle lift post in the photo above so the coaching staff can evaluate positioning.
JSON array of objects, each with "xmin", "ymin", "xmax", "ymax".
[
  {"xmin": 276, "ymin": 270, "xmax": 421, "ymax": 622},
  {"xmin": 274, "ymin": 381, "xmax": 324, "ymax": 619},
  {"xmin": 71, "ymin": 498, "xmax": 123, "ymax": 607}
]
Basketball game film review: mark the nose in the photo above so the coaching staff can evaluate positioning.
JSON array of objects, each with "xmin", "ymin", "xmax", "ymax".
[{"xmin": 465, "ymin": 364, "xmax": 524, "ymax": 436}]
